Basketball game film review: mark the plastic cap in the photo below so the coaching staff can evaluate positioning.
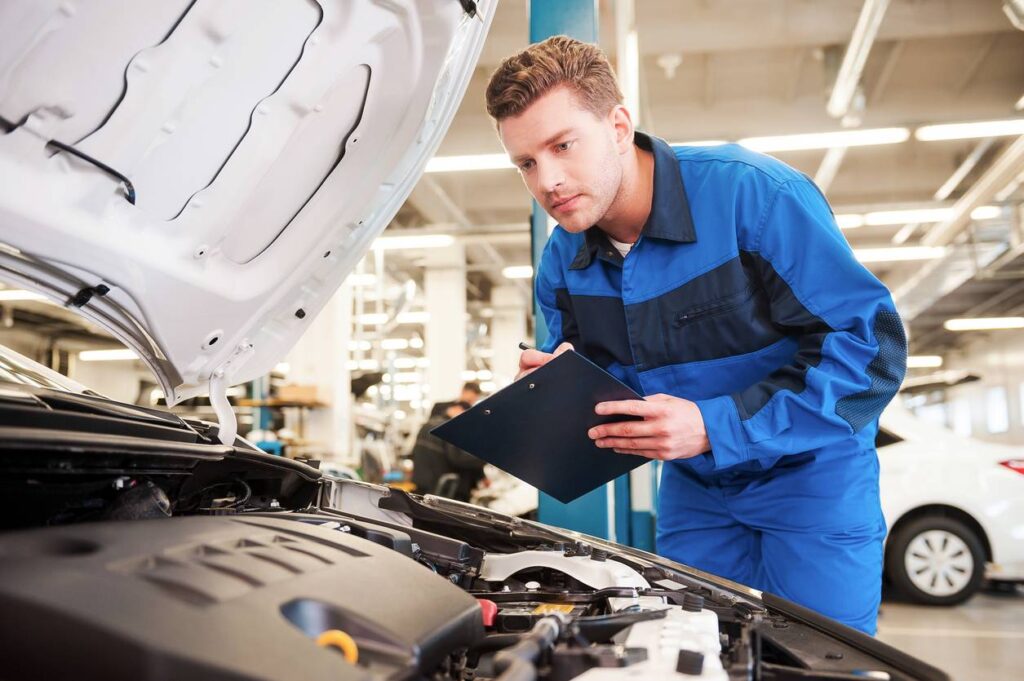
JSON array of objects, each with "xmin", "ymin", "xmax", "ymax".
[
  {"xmin": 682, "ymin": 593, "xmax": 704, "ymax": 612},
  {"xmin": 477, "ymin": 598, "xmax": 498, "ymax": 627}
]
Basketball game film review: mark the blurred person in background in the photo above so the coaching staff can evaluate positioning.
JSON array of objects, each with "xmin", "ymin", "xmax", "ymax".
[{"xmin": 411, "ymin": 400, "xmax": 485, "ymax": 501}]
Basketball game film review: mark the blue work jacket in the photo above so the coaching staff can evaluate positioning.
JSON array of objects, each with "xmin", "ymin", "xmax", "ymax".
[{"xmin": 536, "ymin": 132, "xmax": 908, "ymax": 480}]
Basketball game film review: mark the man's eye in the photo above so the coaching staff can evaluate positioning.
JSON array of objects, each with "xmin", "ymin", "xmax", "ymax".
[
  {"xmin": 556, "ymin": 141, "xmax": 573, "ymax": 152},
  {"xmin": 519, "ymin": 160, "xmax": 535, "ymax": 171}
]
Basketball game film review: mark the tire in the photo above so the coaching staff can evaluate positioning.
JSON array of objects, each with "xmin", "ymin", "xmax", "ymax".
[{"xmin": 885, "ymin": 515, "xmax": 985, "ymax": 606}]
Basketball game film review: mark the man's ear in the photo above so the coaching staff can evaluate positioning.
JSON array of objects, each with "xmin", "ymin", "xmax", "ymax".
[{"xmin": 609, "ymin": 105, "xmax": 634, "ymax": 154}]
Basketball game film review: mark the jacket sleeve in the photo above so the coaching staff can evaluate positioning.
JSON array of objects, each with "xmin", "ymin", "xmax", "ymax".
[
  {"xmin": 695, "ymin": 178, "xmax": 907, "ymax": 469},
  {"xmin": 535, "ymin": 238, "xmax": 581, "ymax": 353}
]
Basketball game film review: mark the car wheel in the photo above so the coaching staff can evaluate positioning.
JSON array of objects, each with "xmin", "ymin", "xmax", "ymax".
[{"xmin": 886, "ymin": 515, "xmax": 985, "ymax": 606}]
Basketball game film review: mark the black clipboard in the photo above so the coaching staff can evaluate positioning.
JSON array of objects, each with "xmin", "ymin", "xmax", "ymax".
[{"xmin": 430, "ymin": 351, "xmax": 648, "ymax": 503}]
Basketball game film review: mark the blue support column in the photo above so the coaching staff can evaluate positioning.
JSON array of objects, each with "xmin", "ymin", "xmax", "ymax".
[{"xmin": 528, "ymin": 0, "xmax": 633, "ymax": 545}]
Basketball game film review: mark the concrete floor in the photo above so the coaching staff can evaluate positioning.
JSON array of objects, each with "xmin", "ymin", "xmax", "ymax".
[{"xmin": 876, "ymin": 587, "xmax": 1024, "ymax": 681}]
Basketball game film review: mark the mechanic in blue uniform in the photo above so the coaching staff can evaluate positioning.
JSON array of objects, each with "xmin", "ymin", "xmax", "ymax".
[{"xmin": 485, "ymin": 37, "xmax": 907, "ymax": 634}]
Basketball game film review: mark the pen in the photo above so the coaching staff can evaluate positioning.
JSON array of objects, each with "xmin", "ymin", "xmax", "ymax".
[{"xmin": 518, "ymin": 341, "xmax": 534, "ymax": 351}]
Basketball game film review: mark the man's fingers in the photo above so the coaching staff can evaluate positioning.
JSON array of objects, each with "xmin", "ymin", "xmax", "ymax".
[
  {"xmin": 518, "ymin": 349, "xmax": 551, "ymax": 370},
  {"xmin": 594, "ymin": 399, "xmax": 656, "ymax": 417},
  {"xmin": 514, "ymin": 367, "xmax": 538, "ymax": 381},
  {"xmin": 613, "ymin": 448, "xmax": 655, "ymax": 458},
  {"xmin": 588, "ymin": 420, "xmax": 662, "ymax": 440},
  {"xmin": 594, "ymin": 436, "xmax": 667, "ymax": 451},
  {"xmin": 553, "ymin": 342, "xmax": 575, "ymax": 357}
]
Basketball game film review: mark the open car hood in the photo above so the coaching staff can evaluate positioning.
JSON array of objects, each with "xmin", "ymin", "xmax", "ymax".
[{"xmin": 0, "ymin": 0, "xmax": 493, "ymax": 405}]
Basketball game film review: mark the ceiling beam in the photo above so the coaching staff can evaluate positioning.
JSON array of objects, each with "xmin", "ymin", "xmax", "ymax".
[
  {"xmin": 924, "ymin": 135, "xmax": 1024, "ymax": 246},
  {"xmin": 827, "ymin": 0, "xmax": 891, "ymax": 119},
  {"xmin": 868, "ymin": 40, "xmax": 905, "ymax": 105}
]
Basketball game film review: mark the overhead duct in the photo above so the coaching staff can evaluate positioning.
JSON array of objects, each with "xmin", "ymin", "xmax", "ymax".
[
  {"xmin": 1004, "ymin": 0, "xmax": 1024, "ymax": 31},
  {"xmin": 923, "ymin": 136, "xmax": 1024, "ymax": 247},
  {"xmin": 827, "ymin": 0, "xmax": 891, "ymax": 119}
]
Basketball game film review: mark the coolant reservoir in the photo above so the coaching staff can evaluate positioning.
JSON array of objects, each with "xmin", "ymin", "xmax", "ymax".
[{"xmin": 576, "ymin": 594, "xmax": 728, "ymax": 680}]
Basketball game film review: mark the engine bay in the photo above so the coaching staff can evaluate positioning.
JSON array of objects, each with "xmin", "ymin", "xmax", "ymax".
[{"xmin": 0, "ymin": 432, "xmax": 948, "ymax": 681}]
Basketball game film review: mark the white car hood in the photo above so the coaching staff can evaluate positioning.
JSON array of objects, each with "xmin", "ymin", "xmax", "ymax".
[{"xmin": 0, "ymin": 0, "xmax": 493, "ymax": 407}]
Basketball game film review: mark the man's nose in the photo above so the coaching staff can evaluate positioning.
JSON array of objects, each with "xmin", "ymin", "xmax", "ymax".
[{"xmin": 537, "ymin": 161, "xmax": 565, "ymax": 194}]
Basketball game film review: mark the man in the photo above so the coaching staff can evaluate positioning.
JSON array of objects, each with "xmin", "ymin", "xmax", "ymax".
[
  {"xmin": 411, "ymin": 401, "xmax": 486, "ymax": 501},
  {"xmin": 429, "ymin": 381, "xmax": 484, "ymax": 418},
  {"xmin": 460, "ymin": 381, "xmax": 483, "ymax": 406},
  {"xmin": 486, "ymin": 36, "xmax": 906, "ymax": 634}
]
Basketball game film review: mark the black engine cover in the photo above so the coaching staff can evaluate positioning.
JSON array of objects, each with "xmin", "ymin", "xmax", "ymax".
[{"xmin": 0, "ymin": 514, "xmax": 483, "ymax": 680}]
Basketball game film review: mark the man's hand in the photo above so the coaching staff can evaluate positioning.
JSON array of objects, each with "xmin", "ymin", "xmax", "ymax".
[
  {"xmin": 588, "ymin": 393, "xmax": 710, "ymax": 460},
  {"xmin": 516, "ymin": 342, "xmax": 574, "ymax": 380}
]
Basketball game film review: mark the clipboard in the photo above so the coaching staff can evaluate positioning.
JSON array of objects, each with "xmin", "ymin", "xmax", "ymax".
[{"xmin": 430, "ymin": 351, "xmax": 648, "ymax": 503}]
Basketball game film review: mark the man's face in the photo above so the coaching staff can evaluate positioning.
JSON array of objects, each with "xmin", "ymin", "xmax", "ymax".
[{"xmin": 498, "ymin": 86, "xmax": 625, "ymax": 233}]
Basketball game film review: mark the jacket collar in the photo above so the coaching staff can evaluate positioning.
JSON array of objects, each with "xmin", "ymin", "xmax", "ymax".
[{"xmin": 569, "ymin": 131, "xmax": 697, "ymax": 271}]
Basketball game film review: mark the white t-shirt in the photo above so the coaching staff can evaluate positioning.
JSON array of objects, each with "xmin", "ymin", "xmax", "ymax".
[{"xmin": 607, "ymin": 236, "xmax": 634, "ymax": 259}]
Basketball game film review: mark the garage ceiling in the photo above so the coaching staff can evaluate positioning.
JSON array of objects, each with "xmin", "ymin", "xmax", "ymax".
[{"xmin": 391, "ymin": 0, "xmax": 1024, "ymax": 355}]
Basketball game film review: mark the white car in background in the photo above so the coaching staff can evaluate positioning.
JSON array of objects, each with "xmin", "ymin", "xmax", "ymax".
[{"xmin": 878, "ymin": 405, "xmax": 1024, "ymax": 605}]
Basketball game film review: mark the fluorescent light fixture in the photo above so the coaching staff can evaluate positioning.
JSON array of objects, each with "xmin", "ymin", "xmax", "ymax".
[
  {"xmin": 409, "ymin": 336, "xmax": 424, "ymax": 349},
  {"xmin": 480, "ymin": 381, "xmax": 497, "ymax": 392},
  {"xmin": 396, "ymin": 311, "xmax": 429, "ymax": 324},
  {"xmin": 502, "ymin": 265, "xmax": 534, "ymax": 279},
  {"xmin": 864, "ymin": 207, "xmax": 951, "ymax": 226},
  {"xmin": 425, "ymin": 153, "xmax": 515, "ymax": 173},
  {"xmin": 372, "ymin": 234, "xmax": 455, "ymax": 251},
  {"xmin": 381, "ymin": 338, "xmax": 410, "ymax": 350},
  {"xmin": 853, "ymin": 246, "xmax": 947, "ymax": 263},
  {"xmin": 356, "ymin": 313, "xmax": 388, "ymax": 325},
  {"xmin": 739, "ymin": 127, "xmax": 909, "ymax": 153},
  {"xmin": 907, "ymin": 355, "xmax": 943, "ymax": 369},
  {"xmin": 970, "ymin": 205, "xmax": 1001, "ymax": 221},
  {"xmin": 460, "ymin": 370, "xmax": 477, "ymax": 381},
  {"xmin": 476, "ymin": 370, "xmax": 493, "ymax": 381},
  {"xmin": 393, "ymin": 372, "xmax": 421, "ymax": 383},
  {"xmin": 347, "ymin": 273, "xmax": 377, "ymax": 286},
  {"xmin": 0, "ymin": 289, "xmax": 47, "ymax": 302},
  {"xmin": 838, "ymin": 205, "xmax": 1000, "ymax": 229},
  {"xmin": 944, "ymin": 317, "xmax": 1024, "ymax": 331},
  {"xmin": 274, "ymin": 362, "xmax": 290, "ymax": 374},
  {"xmin": 358, "ymin": 359, "xmax": 380, "ymax": 371},
  {"xmin": 393, "ymin": 358, "xmax": 417, "ymax": 369},
  {"xmin": 915, "ymin": 118, "xmax": 1024, "ymax": 142},
  {"xmin": 79, "ymin": 348, "xmax": 138, "ymax": 362},
  {"xmin": 348, "ymin": 340, "xmax": 372, "ymax": 351},
  {"xmin": 835, "ymin": 214, "xmax": 865, "ymax": 229}
]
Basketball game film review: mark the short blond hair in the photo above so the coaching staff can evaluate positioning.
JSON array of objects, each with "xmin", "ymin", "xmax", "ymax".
[{"xmin": 485, "ymin": 35, "xmax": 623, "ymax": 121}]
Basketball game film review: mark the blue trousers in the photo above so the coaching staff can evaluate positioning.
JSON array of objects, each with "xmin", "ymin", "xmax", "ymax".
[{"xmin": 656, "ymin": 450, "xmax": 887, "ymax": 635}]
